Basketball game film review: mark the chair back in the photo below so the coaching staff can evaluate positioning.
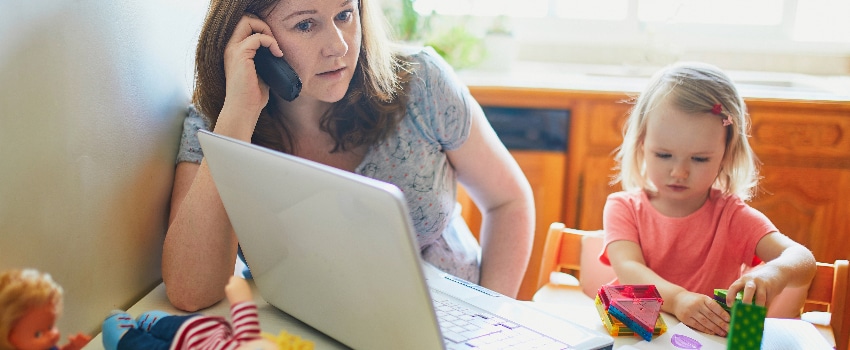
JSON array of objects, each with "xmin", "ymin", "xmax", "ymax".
[
  {"xmin": 537, "ymin": 222, "xmax": 616, "ymax": 299},
  {"xmin": 805, "ymin": 260, "xmax": 848, "ymax": 350}
]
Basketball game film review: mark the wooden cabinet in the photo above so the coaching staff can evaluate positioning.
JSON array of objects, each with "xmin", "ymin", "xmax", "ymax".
[
  {"xmin": 464, "ymin": 86, "xmax": 850, "ymax": 300},
  {"xmin": 564, "ymin": 97, "xmax": 633, "ymax": 230},
  {"xmin": 457, "ymin": 151, "xmax": 566, "ymax": 300},
  {"xmin": 745, "ymin": 100, "xmax": 850, "ymax": 263}
]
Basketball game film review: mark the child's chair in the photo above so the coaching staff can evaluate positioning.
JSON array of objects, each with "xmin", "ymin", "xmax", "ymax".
[
  {"xmin": 532, "ymin": 222, "xmax": 616, "ymax": 303},
  {"xmin": 801, "ymin": 259, "xmax": 848, "ymax": 350}
]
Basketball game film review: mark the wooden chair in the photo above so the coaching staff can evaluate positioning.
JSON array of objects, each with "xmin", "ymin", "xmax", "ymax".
[
  {"xmin": 802, "ymin": 259, "xmax": 849, "ymax": 350},
  {"xmin": 532, "ymin": 222, "xmax": 616, "ymax": 303}
]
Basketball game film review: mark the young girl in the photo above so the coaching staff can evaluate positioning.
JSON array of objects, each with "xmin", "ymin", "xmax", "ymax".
[
  {"xmin": 0, "ymin": 269, "xmax": 91, "ymax": 350},
  {"xmin": 601, "ymin": 62, "xmax": 816, "ymax": 337}
]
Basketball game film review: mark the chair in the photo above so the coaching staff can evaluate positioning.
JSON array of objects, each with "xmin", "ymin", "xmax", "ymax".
[
  {"xmin": 801, "ymin": 259, "xmax": 849, "ymax": 350},
  {"xmin": 532, "ymin": 222, "xmax": 616, "ymax": 303}
]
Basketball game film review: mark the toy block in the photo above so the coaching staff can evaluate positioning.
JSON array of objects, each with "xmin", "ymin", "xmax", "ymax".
[
  {"xmin": 713, "ymin": 289, "xmax": 751, "ymax": 313},
  {"xmin": 597, "ymin": 285, "xmax": 664, "ymax": 341},
  {"xmin": 598, "ymin": 285, "xmax": 662, "ymax": 308},
  {"xmin": 595, "ymin": 295, "xmax": 667, "ymax": 338},
  {"xmin": 609, "ymin": 299, "xmax": 662, "ymax": 341},
  {"xmin": 727, "ymin": 301, "xmax": 766, "ymax": 350}
]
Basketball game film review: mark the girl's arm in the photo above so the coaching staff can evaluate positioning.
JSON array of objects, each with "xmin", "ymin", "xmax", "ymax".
[
  {"xmin": 725, "ymin": 232, "xmax": 816, "ymax": 308},
  {"xmin": 448, "ymin": 104, "xmax": 534, "ymax": 299},
  {"xmin": 607, "ymin": 240, "xmax": 730, "ymax": 336}
]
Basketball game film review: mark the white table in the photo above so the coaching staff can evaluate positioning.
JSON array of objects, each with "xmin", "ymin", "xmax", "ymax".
[{"xmin": 83, "ymin": 281, "xmax": 832, "ymax": 350}]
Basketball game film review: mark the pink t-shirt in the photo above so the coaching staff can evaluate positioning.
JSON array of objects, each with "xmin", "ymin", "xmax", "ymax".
[{"xmin": 600, "ymin": 188, "xmax": 777, "ymax": 296}]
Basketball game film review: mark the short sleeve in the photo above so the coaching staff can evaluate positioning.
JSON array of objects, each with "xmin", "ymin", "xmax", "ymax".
[
  {"xmin": 600, "ymin": 192, "xmax": 641, "ymax": 266},
  {"xmin": 176, "ymin": 106, "xmax": 211, "ymax": 164},
  {"xmin": 723, "ymin": 198, "xmax": 777, "ymax": 267},
  {"xmin": 406, "ymin": 47, "xmax": 473, "ymax": 151}
]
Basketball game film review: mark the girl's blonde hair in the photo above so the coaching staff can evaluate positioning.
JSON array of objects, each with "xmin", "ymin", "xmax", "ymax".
[
  {"xmin": 193, "ymin": 0, "xmax": 411, "ymax": 154},
  {"xmin": 0, "ymin": 269, "xmax": 63, "ymax": 350},
  {"xmin": 612, "ymin": 61, "xmax": 759, "ymax": 201}
]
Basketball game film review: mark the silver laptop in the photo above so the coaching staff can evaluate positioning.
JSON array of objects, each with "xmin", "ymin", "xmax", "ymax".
[{"xmin": 197, "ymin": 130, "xmax": 613, "ymax": 350}]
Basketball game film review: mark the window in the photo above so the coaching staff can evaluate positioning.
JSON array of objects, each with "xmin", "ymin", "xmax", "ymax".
[{"xmin": 408, "ymin": 0, "xmax": 850, "ymax": 73}]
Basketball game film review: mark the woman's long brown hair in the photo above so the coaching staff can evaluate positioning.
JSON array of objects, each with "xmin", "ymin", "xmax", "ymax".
[{"xmin": 192, "ymin": 0, "xmax": 411, "ymax": 153}]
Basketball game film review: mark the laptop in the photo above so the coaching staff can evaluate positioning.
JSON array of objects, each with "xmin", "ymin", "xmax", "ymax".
[{"xmin": 197, "ymin": 130, "xmax": 614, "ymax": 350}]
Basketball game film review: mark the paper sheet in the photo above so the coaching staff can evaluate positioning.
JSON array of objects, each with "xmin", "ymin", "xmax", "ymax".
[
  {"xmin": 617, "ymin": 318, "xmax": 832, "ymax": 349},
  {"xmin": 625, "ymin": 323, "xmax": 725, "ymax": 350},
  {"xmin": 762, "ymin": 318, "xmax": 832, "ymax": 350}
]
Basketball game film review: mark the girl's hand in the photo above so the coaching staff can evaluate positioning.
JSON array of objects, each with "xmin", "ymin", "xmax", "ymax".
[
  {"xmin": 671, "ymin": 291, "xmax": 730, "ymax": 337},
  {"xmin": 217, "ymin": 13, "xmax": 284, "ymax": 139},
  {"xmin": 726, "ymin": 265, "xmax": 785, "ymax": 308}
]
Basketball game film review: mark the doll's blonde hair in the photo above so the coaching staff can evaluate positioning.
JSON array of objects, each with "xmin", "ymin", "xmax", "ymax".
[
  {"xmin": 612, "ymin": 61, "xmax": 759, "ymax": 201},
  {"xmin": 0, "ymin": 269, "xmax": 63, "ymax": 350}
]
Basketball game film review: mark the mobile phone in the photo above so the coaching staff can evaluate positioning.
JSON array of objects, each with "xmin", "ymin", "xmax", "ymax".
[{"xmin": 254, "ymin": 46, "xmax": 302, "ymax": 101}]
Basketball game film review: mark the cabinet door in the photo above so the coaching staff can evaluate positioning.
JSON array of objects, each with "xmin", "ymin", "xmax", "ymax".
[
  {"xmin": 746, "ymin": 102, "xmax": 850, "ymax": 262},
  {"xmin": 576, "ymin": 155, "xmax": 619, "ymax": 230},
  {"xmin": 567, "ymin": 99, "xmax": 632, "ymax": 229},
  {"xmin": 750, "ymin": 165, "xmax": 850, "ymax": 263},
  {"xmin": 457, "ymin": 150, "xmax": 566, "ymax": 300}
]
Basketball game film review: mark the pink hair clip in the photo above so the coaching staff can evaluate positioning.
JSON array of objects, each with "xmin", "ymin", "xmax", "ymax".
[
  {"xmin": 711, "ymin": 103, "xmax": 733, "ymax": 126},
  {"xmin": 711, "ymin": 103, "xmax": 722, "ymax": 115}
]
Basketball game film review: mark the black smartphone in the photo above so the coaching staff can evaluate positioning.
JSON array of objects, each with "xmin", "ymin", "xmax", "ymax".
[{"xmin": 254, "ymin": 46, "xmax": 302, "ymax": 101}]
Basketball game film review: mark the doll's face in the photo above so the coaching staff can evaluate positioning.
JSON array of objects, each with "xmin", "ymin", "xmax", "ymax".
[{"xmin": 8, "ymin": 303, "xmax": 60, "ymax": 350}]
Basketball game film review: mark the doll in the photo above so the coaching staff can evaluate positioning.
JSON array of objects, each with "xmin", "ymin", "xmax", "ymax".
[
  {"xmin": 102, "ymin": 276, "xmax": 313, "ymax": 350},
  {"xmin": 0, "ymin": 268, "xmax": 91, "ymax": 350}
]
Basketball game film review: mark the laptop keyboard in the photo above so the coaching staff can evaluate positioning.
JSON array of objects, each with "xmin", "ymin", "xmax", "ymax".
[{"xmin": 431, "ymin": 290, "xmax": 571, "ymax": 349}]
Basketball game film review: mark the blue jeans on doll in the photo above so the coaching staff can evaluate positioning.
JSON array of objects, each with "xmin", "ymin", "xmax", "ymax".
[
  {"xmin": 119, "ymin": 314, "xmax": 196, "ymax": 350},
  {"xmin": 102, "ymin": 310, "xmax": 198, "ymax": 350}
]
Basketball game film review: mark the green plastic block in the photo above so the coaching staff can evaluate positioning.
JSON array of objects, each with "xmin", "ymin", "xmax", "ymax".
[{"xmin": 726, "ymin": 301, "xmax": 766, "ymax": 350}]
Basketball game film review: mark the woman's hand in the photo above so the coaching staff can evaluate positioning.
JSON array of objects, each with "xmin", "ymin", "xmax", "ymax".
[
  {"xmin": 671, "ymin": 290, "xmax": 730, "ymax": 337},
  {"xmin": 217, "ymin": 13, "xmax": 284, "ymax": 141}
]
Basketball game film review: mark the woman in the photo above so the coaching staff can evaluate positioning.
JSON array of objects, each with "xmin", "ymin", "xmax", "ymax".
[{"xmin": 162, "ymin": 0, "xmax": 534, "ymax": 311}]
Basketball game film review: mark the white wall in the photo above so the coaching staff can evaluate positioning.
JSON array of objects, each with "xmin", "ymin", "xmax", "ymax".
[{"xmin": 0, "ymin": 0, "xmax": 206, "ymax": 339}]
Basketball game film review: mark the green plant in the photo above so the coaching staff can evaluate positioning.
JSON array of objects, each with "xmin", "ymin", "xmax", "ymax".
[
  {"xmin": 383, "ymin": 0, "xmax": 484, "ymax": 69},
  {"xmin": 425, "ymin": 25, "xmax": 486, "ymax": 69},
  {"xmin": 384, "ymin": 0, "xmax": 430, "ymax": 42},
  {"xmin": 399, "ymin": 0, "xmax": 421, "ymax": 41}
]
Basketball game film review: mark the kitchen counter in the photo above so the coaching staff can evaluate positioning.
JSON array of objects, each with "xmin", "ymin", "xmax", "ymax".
[{"xmin": 458, "ymin": 61, "xmax": 850, "ymax": 102}]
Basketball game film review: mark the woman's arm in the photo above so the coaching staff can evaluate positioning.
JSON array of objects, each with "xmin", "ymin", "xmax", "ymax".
[
  {"xmin": 447, "ymin": 104, "xmax": 534, "ymax": 298},
  {"xmin": 725, "ymin": 232, "xmax": 816, "ymax": 308},
  {"xmin": 162, "ymin": 14, "xmax": 283, "ymax": 312},
  {"xmin": 607, "ymin": 240, "xmax": 730, "ymax": 336},
  {"xmin": 163, "ymin": 161, "xmax": 239, "ymax": 311}
]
